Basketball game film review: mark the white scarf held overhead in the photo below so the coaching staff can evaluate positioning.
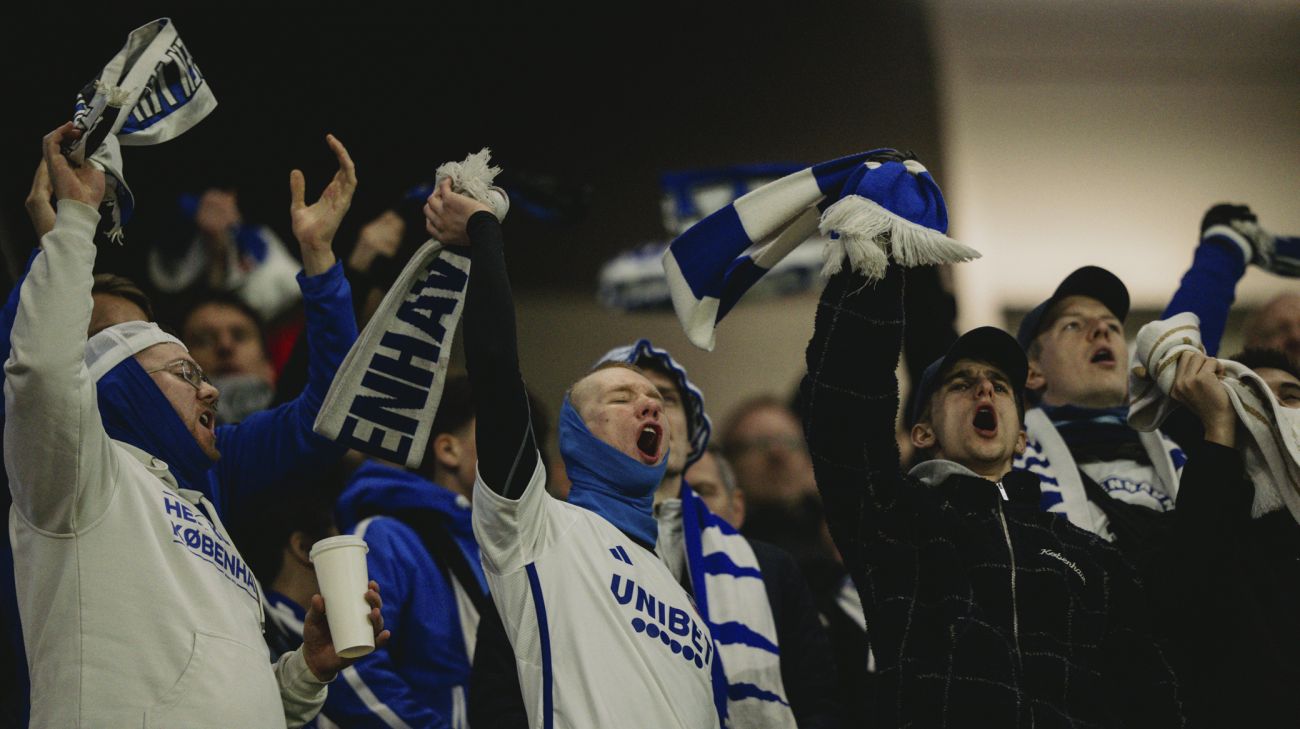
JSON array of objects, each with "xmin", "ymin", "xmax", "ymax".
[
  {"xmin": 314, "ymin": 149, "xmax": 508, "ymax": 469},
  {"xmin": 68, "ymin": 18, "xmax": 218, "ymax": 241},
  {"xmin": 1129, "ymin": 312, "xmax": 1300, "ymax": 522}
]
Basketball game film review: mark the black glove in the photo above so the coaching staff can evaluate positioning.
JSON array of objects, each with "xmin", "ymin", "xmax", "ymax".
[{"xmin": 1200, "ymin": 203, "xmax": 1256, "ymax": 233}]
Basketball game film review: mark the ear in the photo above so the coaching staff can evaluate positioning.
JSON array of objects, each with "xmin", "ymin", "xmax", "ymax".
[
  {"xmin": 1014, "ymin": 428, "xmax": 1027, "ymax": 456},
  {"xmin": 1026, "ymin": 358, "xmax": 1047, "ymax": 393},
  {"xmin": 730, "ymin": 488, "xmax": 746, "ymax": 530},
  {"xmin": 910, "ymin": 422, "xmax": 936, "ymax": 450},
  {"xmin": 287, "ymin": 531, "xmax": 313, "ymax": 568},
  {"xmin": 432, "ymin": 433, "xmax": 462, "ymax": 471}
]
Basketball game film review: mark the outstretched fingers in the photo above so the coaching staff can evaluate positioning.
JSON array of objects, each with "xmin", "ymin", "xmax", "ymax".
[{"xmin": 326, "ymin": 134, "xmax": 357, "ymax": 189}]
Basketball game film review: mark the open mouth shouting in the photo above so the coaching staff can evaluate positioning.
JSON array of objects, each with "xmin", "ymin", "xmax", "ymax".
[
  {"xmin": 198, "ymin": 409, "xmax": 216, "ymax": 434},
  {"xmin": 635, "ymin": 422, "xmax": 664, "ymax": 464},
  {"xmin": 972, "ymin": 404, "xmax": 998, "ymax": 438},
  {"xmin": 1089, "ymin": 346, "xmax": 1117, "ymax": 367}
]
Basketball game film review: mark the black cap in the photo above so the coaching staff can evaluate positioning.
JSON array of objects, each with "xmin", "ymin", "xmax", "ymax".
[
  {"xmin": 907, "ymin": 327, "xmax": 1028, "ymax": 427},
  {"xmin": 1015, "ymin": 266, "xmax": 1130, "ymax": 349}
]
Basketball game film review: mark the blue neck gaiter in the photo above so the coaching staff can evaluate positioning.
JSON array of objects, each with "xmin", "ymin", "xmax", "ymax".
[
  {"xmin": 560, "ymin": 397, "xmax": 666, "ymax": 547},
  {"xmin": 96, "ymin": 357, "xmax": 212, "ymax": 494}
]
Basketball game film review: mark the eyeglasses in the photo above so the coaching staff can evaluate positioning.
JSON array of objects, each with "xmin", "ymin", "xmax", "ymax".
[{"xmin": 145, "ymin": 359, "xmax": 213, "ymax": 393}]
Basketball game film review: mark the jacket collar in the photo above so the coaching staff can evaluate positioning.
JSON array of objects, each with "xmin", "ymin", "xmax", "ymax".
[
  {"xmin": 910, "ymin": 459, "xmax": 1042, "ymax": 512},
  {"xmin": 114, "ymin": 439, "xmax": 182, "ymax": 492}
]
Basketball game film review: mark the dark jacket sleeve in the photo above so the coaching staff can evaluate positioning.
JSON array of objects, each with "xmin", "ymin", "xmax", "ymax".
[
  {"xmin": 211, "ymin": 262, "xmax": 357, "ymax": 520},
  {"xmin": 750, "ymin": 540, "xmax": 842, "ymax": 729},
  {"xmin": 462, "ymin": 212, "xmax": 537, "ymax": 499},
  {"xmin": 469, "ymin": 599, "xmax": 529, "ymax": 729},
  {"xmin": 801, "ymin": 264, "xmax": 909, "ymax": 581}
]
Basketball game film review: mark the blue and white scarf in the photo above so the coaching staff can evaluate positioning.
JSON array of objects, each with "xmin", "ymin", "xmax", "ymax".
[
  {"xmin": 680, "ymin": 485, "xmax": 793, "ymax": 728},
  {"xmin": 663, "ymin": 150, "xmax": 979, "ymax": 350},
  {"xmin": 315, "ymin": 150, "xmax": 507, "ymax": 469},
  {"xmin": 68, "ymin": 18, "xmax": 217, "ymax": 241}
]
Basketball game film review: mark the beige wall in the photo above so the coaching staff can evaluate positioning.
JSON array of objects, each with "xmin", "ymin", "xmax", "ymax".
[
  {"xmin": 927, "ymin": 0, "xmax": 1300, "ymax": 328},
  {"xmin": 511, "ymin": 290, "xmax": 820, "ymax": 443}
]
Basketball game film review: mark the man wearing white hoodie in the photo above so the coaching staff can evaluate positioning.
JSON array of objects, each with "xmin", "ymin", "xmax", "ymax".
[{"xmin": 4, "ymin": 123, "xmax": 387, "ymax": 728}]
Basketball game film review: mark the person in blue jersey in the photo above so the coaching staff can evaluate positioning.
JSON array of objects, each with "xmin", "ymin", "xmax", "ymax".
[
  {"xmin": 0, "ymin": 131, "xmax": 364, "ymax": 726},
  {"xmin": 322, "ymin": 374, "xmax": 489, "ymax": 728},
  {"xmin": 424, "ymin": 179, "xmax": 720, "ymax": 729}
]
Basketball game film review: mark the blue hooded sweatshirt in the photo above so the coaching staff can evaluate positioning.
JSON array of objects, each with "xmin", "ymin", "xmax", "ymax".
[{"xmin": 328, "ymin": 461, "xmax": 487, "ymax": 728}]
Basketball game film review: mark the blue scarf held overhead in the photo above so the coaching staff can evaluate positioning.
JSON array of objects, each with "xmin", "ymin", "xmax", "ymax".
[
  {"xmin": 559, "ymin": 397, "xmax": 666, "ymax": 547},
  {"xmin": 662, "ymin": 150, "xmax": 979, "ymax": 350},
  {"xmin": 96, "ymin": 357, "xmax": 212, "ymax": 494}
]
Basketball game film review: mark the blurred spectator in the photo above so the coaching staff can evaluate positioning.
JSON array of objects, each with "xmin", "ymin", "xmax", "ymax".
[
  {"xmin": 325, "ymin": 375, "xmax": 488, "ymax": 727},
  {"xmin": 181, "ymin": 292, "xmax": 277, "ymax": 424},
  {"xmin": 684, "ymin": 446, "xmax": 745, "ymax": 529},
  {"xmin": 148, "ymin": 188, "xmax": 304, "ymax": 324},
  {"xmin": 721, "ymin": 395, "xmax": 817, "ymax": 507},
  {"xmin": 1244, "ymin": 293, "xmax": 1300, "ymax": 362}
]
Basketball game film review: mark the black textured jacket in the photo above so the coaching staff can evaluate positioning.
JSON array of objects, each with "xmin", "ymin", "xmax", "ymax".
[
  {"xmin": 1141, "ymin": 442, "xmax": 1300, "ymax": 728},
  {"xmin": 801, "ymin": 265, "xmax": 1184, "ymax": 728},
  {"xmin": 469, "ymin": 535, "xmax": 843, "ymax": 729}
]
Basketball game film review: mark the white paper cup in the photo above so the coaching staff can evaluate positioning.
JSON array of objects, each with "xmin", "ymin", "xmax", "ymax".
[{"xmin": 309, "ymin": 535, "xmax": 374, "ymax": 659}]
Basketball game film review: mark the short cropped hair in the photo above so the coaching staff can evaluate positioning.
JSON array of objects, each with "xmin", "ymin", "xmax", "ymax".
[
  {"xmin": 91, "ymin": 273, "xmax": 154, "ymax": 323},
  {"xmin": 430, "ymin": 374, "xmax": 475, "ymax": 438}
]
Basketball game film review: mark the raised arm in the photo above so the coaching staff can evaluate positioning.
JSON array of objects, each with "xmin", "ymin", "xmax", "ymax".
[
  {"xmin": 800, "ymin": 264, "xmax": 907, "ymax": 573},
  {"xmin": 3, "ymin": 124, "xmax": 116, "ymax": 533},
  {"xmin": 210, "ymin": 136, "xmax": 359, "ymax": 519},
  {"xmin": 425, "ymin": 179, "xmax": 537, "ymax": 498}
]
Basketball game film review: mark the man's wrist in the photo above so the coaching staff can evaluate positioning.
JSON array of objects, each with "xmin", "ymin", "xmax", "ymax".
[{"xmin": 302, "ymin": 247, "xmax": 337, "ymax": 277}]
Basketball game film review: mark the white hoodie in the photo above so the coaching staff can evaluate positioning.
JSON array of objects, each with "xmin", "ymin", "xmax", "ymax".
[{"xmin": 4, "ymin": 200, "xmax": 325, "ymax": 728}]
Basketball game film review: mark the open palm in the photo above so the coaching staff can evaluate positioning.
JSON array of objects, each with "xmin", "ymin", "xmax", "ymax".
[{"xmin": 290, "ymin": 134, "xmax": 357, "ymax": 261}]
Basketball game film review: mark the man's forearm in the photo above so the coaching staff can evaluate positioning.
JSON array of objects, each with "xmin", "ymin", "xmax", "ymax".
[
  {"xmin": 462, "ymin": 212, "xmax": 537, "ymax": 498},
  {"xmin": 4, "ymin": 200, "xmax": 114, "ymax": 531},
  {"xmin": 802, "ymin": 265, "xmax": 909, "ymax": 568}
]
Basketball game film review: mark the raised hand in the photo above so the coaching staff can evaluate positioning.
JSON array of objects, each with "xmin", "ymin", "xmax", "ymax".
[
  {"xmin": 1170, "ymin": 350, "xmax": 1235, "ymax": 448},
  {"xmin": 42, "ymin": 123, "xmax": 105, "ymax": 210},
  {"xmin": 301, "ymin": 579, "xmax": 391, "ymax": 682},
  {"xmin": 348, "ymin": 210, "xmax": 405, "ymax": 273},
  {"xmin": 423, "ymin": 178, "xmax": 493, "ymax": 246},
  {"xmin": 290, "ymin": 134, "xmax": 358, "ymax": 276}
]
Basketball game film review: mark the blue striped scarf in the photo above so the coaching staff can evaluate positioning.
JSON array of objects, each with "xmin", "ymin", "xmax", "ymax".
[
  {"xmin": 681, "ymin": 485, "xmax": 794, "ymax": 728},
  {"xmin": 663, "ymin": 150, "xmax": 978, "ymax": 350}
]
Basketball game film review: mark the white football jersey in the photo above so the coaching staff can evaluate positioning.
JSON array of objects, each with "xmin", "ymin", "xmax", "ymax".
[{"xmin": 473, "ymin": 457, "xmax": 720, "ymax": 729}]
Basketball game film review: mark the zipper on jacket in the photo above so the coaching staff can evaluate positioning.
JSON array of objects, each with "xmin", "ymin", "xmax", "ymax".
[{"xmin": 996, "ymin": 493, "xmax": 1032, "ymax": 727}]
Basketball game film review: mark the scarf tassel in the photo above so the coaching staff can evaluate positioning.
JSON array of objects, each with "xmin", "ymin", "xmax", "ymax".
[{"xmin": 819, "ymin": 195, "xmax": 980, "ymax": 280}]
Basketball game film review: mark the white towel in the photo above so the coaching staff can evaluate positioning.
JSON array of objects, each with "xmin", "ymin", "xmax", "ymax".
[
  {"xmin": 313, "ymin": 150, "xmax": 507, "ymax": 469},
  {"xmin": 1129, "ymin": 312, "xmax": 1300, "ymax": 522}
]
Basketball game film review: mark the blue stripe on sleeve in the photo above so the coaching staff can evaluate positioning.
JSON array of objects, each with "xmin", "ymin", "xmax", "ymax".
[{"xmin": 525, "ymin": 564, "xmax": 553, "ymax": 729}]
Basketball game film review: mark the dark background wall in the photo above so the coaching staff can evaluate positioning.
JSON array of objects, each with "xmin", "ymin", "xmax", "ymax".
[{"xmin": 0, "ymin": 3, "xmax": 943, "ymax": 293}]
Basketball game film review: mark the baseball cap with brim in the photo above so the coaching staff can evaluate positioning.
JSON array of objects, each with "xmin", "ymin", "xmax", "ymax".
[
  {"xmin": 1016, "ymin": 266, "xmax": 1130, "ymax": 349},
  {"xmin": 907, "ymin": 327, "xmax": 1028, "ymax": 427}
]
